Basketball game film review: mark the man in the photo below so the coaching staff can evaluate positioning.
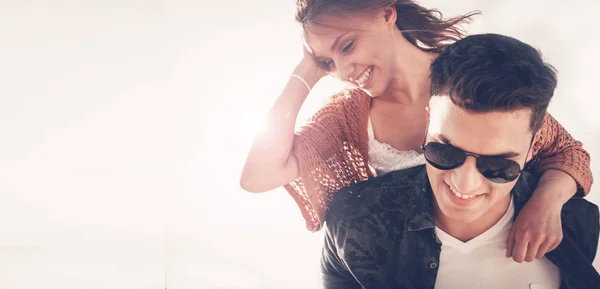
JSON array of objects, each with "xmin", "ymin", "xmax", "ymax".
[{"xmin": 321, "ymin": 34, "xmax": 600, "ymax": 289}]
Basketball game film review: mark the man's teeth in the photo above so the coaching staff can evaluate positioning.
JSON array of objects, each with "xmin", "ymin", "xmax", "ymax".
[
  {"xmin": 356, "ymin": 67, "xmax": 373, "ymax": 86},
  {"xmin": 450, "ymin": 186, "xmax": 477, "ymax": 200}
]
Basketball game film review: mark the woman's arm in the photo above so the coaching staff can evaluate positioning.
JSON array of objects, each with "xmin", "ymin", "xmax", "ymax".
[
  {"xmin": 507, "ymin": 113, "xmax": 592, "ymax": 263},
  {"xmin": 240, "ymin": 56, "xmax": 325, "ymax": 193}
]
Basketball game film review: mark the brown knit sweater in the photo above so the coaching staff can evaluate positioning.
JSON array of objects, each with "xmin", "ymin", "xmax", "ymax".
[{"xmin": 284, "ymin": 89, "xmax": 593, "ymax": 232}]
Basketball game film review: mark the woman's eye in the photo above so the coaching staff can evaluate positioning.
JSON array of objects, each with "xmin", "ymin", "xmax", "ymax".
[{"xmin": 342, "ymin": 40, "xmax": 354, "ymax": 53}]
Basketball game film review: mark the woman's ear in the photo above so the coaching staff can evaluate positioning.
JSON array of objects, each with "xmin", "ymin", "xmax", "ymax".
[{"xmin": 382, "ymin": 5, "xmax": 397, "ymax": 27}]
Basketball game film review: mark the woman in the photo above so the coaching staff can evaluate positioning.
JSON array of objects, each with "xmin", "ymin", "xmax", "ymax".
[{"xmin": 241, "ymin": 0, "xmax": 592, "ymax": 263}]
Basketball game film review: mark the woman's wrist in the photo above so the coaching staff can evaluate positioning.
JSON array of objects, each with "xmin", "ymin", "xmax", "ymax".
[
  {"xmin": 292, "ymin": 62, "xmax": 323, "ymax": 88},
  {"xmin": 534, "ymin": 169, "xmax": 577, "ymax": 206},
  {"xmin": 290, "ymin": 74, "xmax": 311, "ymax": 92}
]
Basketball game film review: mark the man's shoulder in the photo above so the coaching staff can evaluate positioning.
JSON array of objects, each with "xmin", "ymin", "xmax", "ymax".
[
  {"xmin": 563, "ymin": 196, "xmax": 599, "ymax": 214},
  {"xmin": 562, "ymin": 197, "xmax": 599, "ymax": 255},
  {"xmin": 321, "ymin": 165, "xmax": 429, "ymax": 287},
  {"xmin": 547, "ymin": 196, "xmax": 600, "ymax": 284},
  {"xmin": 516, "ymin": 170, "xmax": 599, "ymax": 234},
  {"xmin": 562, "ymin": 196, "xmax": 599, "ymax": 241},
  {"xmin": 325, "ymin": 165, "xmax": 427, "ymax": 233}
]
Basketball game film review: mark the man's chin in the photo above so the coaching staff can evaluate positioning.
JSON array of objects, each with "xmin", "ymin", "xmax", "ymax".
[
  {"xmin": 439, "ymin": 203, "xmax": 483, "ymax": 223},
  {"xmin": 448, "ymin": 213, "xmax": 481, "ymax": 224}
]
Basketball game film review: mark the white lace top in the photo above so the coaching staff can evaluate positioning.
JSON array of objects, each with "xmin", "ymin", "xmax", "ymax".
[{"xmin": 367, "ymin": 117, "xmax": 426, "ymax": 176}]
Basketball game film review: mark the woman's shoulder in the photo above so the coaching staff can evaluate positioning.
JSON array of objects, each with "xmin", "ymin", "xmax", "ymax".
[
  {"xmin": 326, "ymin": 87, "xmax": 370, "ymax": 106},
  {"xmin": 311, "ymin": 88, "xmax": 370, "ymax": 121},
  {"xmin": 294, "ymin": 87, "xmax": 371, "ymax": 146}
]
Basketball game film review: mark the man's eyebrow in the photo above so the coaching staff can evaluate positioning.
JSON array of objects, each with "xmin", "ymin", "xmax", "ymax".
[
  {"xmin": 436, "ymin": 134, "xmax": 521, "ymax": 158},
  {"xmin": 436, "ymin": 134, "xmax": 450, "ymax": 144},
  {"xmin": 487, "ymin": 151, "xmax": 521, "ymax": 158}
]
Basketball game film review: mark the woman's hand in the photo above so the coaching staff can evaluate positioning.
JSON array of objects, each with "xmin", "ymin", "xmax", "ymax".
[
  {"xmin": 506, "ymin": 190, "xmax": 563, "ymax": 263},
  {"xmin": 292, "ymin": 46, "xmax": 328, "ymax": 89},
  {"xmin": 506, "ymin": 169, "xmax": 578, "ymax": 263}
]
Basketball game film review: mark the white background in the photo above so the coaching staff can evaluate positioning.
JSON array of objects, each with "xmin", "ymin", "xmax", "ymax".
[{"xmin": 0, "ymin": 0, "xmax": 598, "ymax": 288}]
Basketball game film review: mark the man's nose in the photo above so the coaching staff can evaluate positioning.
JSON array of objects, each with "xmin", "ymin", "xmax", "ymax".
[{"xmin": 450, "ymin": 156, "xmax": 484, "ymax": 194}]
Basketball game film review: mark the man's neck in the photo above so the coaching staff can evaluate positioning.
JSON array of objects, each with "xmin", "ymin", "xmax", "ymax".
[{"xmin": 433, "ymin": 196, "xmax": 512, "ymax": 242}]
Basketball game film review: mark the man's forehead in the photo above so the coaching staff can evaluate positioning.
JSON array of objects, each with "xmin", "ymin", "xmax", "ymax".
[
  {"xmin": 427, "ymin": 96, "xmax": 534, "ymax": 153},
  {"xmin": 426, "ymin": 97, "xmax": 452, "ymax": 134},
  {"xmin": 428, "ymin": 96, "xmax": 533, "ymax": 129}
]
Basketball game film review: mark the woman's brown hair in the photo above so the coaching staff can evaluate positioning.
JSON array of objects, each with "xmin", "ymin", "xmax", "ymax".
[{"xmin": 295, "ymin": 0, "xmax": 480, "ymax": 53}]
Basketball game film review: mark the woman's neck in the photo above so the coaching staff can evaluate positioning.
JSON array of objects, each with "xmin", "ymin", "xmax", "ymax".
[{"xmin": 380, "ymin": 29, "xmax": 438, "ymax": 105}]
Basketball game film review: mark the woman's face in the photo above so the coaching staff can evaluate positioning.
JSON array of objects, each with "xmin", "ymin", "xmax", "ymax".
[{"xmin": 304, "ymin": 8, "xmax": 401, "ymax": 97}]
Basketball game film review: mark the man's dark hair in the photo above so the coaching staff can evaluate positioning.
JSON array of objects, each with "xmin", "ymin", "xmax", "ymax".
[{"xmin": 430, "ymin": 33, "xmax": 557, "ymax": 132}]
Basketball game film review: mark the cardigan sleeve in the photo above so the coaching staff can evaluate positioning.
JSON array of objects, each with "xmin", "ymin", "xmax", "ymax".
[
  {"xmin": 527, "ymin": 112, "xmax": 593, "ymax": 196},
  {"xmin": 283, "ymin": 89, "xmax": 373, "ymax": 232}
]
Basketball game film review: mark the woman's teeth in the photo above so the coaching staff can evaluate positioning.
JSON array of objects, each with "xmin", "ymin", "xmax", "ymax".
[
  {"xmin": 450, "ymin": 186, "xmax": 477, "ymax": 200},
  {"xmin": 356, "ymin": 66, "xmax": 373, "ymax": 86}
]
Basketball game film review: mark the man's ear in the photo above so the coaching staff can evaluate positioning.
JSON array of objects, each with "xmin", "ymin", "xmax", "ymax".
[
  {"xmin": 525, "ymin": 131, "xmax": 541, "ymax": 163},
  {"xmin": 424, "ymin": 105, "xmax": 431, "ymax": 138}
]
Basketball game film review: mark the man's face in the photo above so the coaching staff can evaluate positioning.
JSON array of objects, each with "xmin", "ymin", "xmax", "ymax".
[{"xmin": 425, "ymin": 97, "xmax": 534, "ymax": 225}]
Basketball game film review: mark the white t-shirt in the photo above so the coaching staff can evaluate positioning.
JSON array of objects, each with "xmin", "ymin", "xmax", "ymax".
[{"xmin": 434, "ymin": 199, "xmax": 561, "ymax": 289}]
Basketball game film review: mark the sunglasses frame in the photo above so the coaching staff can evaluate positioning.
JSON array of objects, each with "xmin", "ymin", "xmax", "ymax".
[
  {"xmin": 420, "ymin": 112, "xmax": 536, "ymax": 183},
  {"xmin": 422, "ymin": 141, "xmax": 533, "ymax": 183}
]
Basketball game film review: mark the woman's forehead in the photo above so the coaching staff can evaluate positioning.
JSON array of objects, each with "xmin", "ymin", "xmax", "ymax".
[
  {"xmin": 305, "ymin": 12, "xmax": 380, "ymax": 33},
  {"xmin": 303, "ymin": 22, "xmax": 348, "ymax": 54},
  {"xmin": 303, "ymin": 14, "xmax": 380, "ymax": 50}
]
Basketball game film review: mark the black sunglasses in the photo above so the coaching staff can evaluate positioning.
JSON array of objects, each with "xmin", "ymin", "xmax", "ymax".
[{"xmin": 422, "ymin": 142, "xmax": 529, "ymax": 183}]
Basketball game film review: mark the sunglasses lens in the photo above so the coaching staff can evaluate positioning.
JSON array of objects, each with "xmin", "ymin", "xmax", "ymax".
[
  {"xmin": 477, "ymin": 156, "xmax": 521, "ymax": 183},
  {"xmin": 424, "ymin": 142, "xmax": 466, "ymax": 170}
]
